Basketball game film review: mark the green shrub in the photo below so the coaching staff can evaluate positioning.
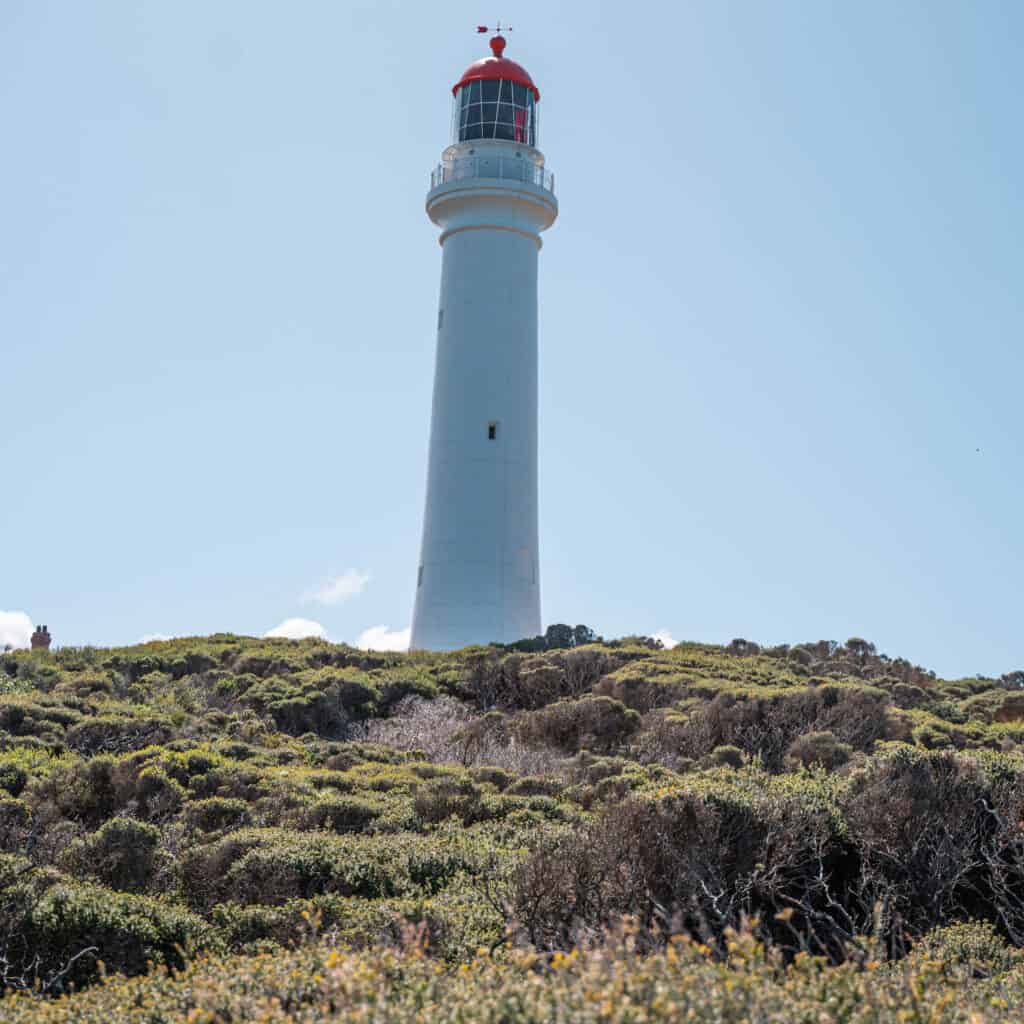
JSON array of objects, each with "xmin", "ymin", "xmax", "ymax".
[
  {"xmin": 0, "ymin": 763, "xmax": 28, "ymax": 797},
  {"xmin": 703, "ymin": 745, "xmax": 745, "ymax": 769},
  {"xmin": 241, "ymin": 677, "xmax": 346, "ymax": 737},
  {"xmin": 54, "ymin": 673, "xmax": 114, "ymax": 699},
  {"xmin": 298, "ymin": 668, "xmax": 380, "ymax": 716},
  {"xmin": 511, "ymin": 774, "xmax": 846, "ymax": 951},
  {"xmin": 664, "ymin": 685, "xmax": 891, "ymax": 771},
  {"xmin": 181, "ymin": 829, "xmax": 478, "ymax": 910},
  {"xmin": 29, "ymin": 756, "xmax": 120, "ymax": 827},
  {"xmin": 0, "ymin": 795, "xmax": 31, "ymax": 851},
  {"xmin": 18, "ymin": 881, "xmax": 217, "ymax": 989},
  {"xmin": 302, "ymin": 794, "xmax": 380, "ymax": 833},
  {"xmin": 61, "ymin": 818, "xmax": 161, "ymax": 892},
  {"xmin": 842, "ymin": 746, "xmax": 1024, "ymax": 937},
  {"xmin": 413, "ymin": 778, "xmax": 486, "ymax": 826},
  {"xmin": 506, "ymin": 775, "xmax": 561, "ymax": 797},
  {"xmin": 784, "ymin": 731, "xmax": 852, "ymax": 771},
  {"xmin": 911, "ymin": 920, "xmax": 1022, "ymax": 979},
  {"xmin": 65, "ymin": 715, "xmax": 172, "ymax": 756},
  {"xmin": 135, "ymin": 766, "xmax": 185, "ymax": 818},
  {"xmin": 0, "ymin": 696, "xmax": 80, "ymax": 742},
  {"xmin": 375, "ymin": 669, "xmax": 440, "ymax": 713},
  {"xmin": 892, "ymin": 683, "xmax": 929, "ymax": 708},
  {"xmin": 913, "ymin": 721, "xmax": 955, "ymax": 749},
  {"xmin": 470, "ymin": 766, "xmax": 513, "ymax": 790},
  {"xmin": 516, "ymin": 696, "xmax": 640, "ymax": 753},
  {"xmin": 909, "ymin": 921, "xmax": 1019, "ymax": 983},
  {"xmin": 184, "ymin": 796, "xmax": 251, "ymax": 833}
]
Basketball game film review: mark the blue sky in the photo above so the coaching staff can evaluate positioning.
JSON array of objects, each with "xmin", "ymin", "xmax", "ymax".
[{"xmin": 1, "ymin": 1, "xmax": 1021, "ymax": 677}]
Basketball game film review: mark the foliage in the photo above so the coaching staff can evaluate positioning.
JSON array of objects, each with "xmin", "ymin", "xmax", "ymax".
[
  {"xmin": 1, "ymin": 632, "xmax": 1023, "ymax": 1017},
  {"xmin": 2, "ymin": 929, "xmax": 1024, "ymax": 1022}
]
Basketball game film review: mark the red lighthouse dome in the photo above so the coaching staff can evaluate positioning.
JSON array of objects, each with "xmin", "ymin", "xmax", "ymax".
[
  {"xmin": 450, "ymin": 36, "xmax": 540, "ymax": 146},
  {"xmin": 453, "ymin": 36, "xmax": 540, "ymax": 101}
]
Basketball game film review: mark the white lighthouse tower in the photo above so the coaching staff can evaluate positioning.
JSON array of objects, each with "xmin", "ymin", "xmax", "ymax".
[{"xmin": 410, "ymin": 33, "xmax": 558, "ymax": 651}]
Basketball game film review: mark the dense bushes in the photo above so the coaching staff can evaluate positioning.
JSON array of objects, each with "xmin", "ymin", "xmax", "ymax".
[
  {"xmin": 239, "ymin": 677, "xmax": 348, "ymax": 737},
  {"xmin": 911, "ymin": 921, "xmax": 1024, "ymax": 979},
  {"xmin": 511, "ymin": 773, "xmax": 849, "ymax": 953},
  {"xmin": 64, "ymin": 714, "xmax": 172, "ymax": 755},
  {"xmin": 0, "ymin": 856, "xmax": 216, "ymax": 993},
  {"xmin": 647, "ymin": 684, "xmax": 891, "ymax": 771},
  {"xmin": 457, "ymin": 646, "xmax": 620, "ymax": 711},
  {"xmin": 301, "ymin": 793, "xmax": 379, "ymax": 833},
  {"xmin": 183, "ymin": 796, "xmax": 250, "ymax": 833},
  {"xmin": 412, "ymin": 777, "xmax": 487, "ymax": 825},
  {"xmin": 178, "ymin": 828, "xmax": 485, "ymax": 910},
  {"xmin": 785, "ymin": 730, "xmax": 852, "ymax": 770},
  {"xmin": 516, "ymin": 695, "xmax": 640, "ymax": 753},
  {"xmin": 23, "ymin": 882, "xmax": 216, "ymax": 985},
  {"xmin": 60, "ymin": 818, "xmax": 161, "ymax": 892},
  {"xmin": 1, "ymin": 633, "xmax": 1023, "ymax": 1014},
  {"xmin": 510, "ymin": 748, "xmax": 1024, "ymax": 959},
  {"xmin": 842, "ymin": 747, "xmax": 1024, "ymax": 943},
  {"xmin": 4, "ymin": 930, "xmax": 1024, "ymax": 1023}
]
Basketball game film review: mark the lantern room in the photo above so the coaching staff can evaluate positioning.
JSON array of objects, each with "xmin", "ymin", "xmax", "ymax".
[{"xmin": 450, "ymin": 36, "xmax": 539, "ymax": 147}]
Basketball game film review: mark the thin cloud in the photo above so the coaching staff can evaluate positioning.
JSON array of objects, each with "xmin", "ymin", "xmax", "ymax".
[
  {"xmin": 303, "ymin": 569, "xmax": 371, "ymax": 606},
  {"xmin": 356, "ymin": 624, "xmax": 410, "ymax": 652},
  {"xmin": 137, "ymin": 634, "xmax": 172, "ymax": 644},
  {"xmin": 265, "ymin": 618, "xmax": 327, "ymax": 640},
  {"xmin": 0, "ymin": 611, "xmax": 34, "ymax": 650},
  {"xmin": 653, "ymin": 629, "xmax": 679, "ymax": 650}
]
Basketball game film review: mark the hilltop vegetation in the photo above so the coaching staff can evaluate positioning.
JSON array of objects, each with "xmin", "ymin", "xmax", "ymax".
[{"xmin": 1, "ymin": 632, "xmax": 1024, "ymax": 1020}]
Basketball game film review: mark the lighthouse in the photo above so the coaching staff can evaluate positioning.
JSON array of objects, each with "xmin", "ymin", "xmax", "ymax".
[{"xmin": 410, "ymin": 32, "xmax": 558, "ymax": 651}]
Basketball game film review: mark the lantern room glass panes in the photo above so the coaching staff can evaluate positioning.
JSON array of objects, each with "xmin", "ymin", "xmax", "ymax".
[{"xmin": 451, "ymin": 79, "xmax": 536, "ymax": 146}]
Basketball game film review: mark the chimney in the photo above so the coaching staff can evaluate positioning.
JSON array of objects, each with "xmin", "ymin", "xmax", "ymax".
[{"xmin": 30, "ymin": 625, "xmax": 52, "ymax": 651}]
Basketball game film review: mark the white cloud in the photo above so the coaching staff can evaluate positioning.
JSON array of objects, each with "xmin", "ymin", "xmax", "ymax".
[
  {"xmin": 356, "ymin": 624, "xmax": 410, "ymax": 652},
  {"xmin": 0, "ymin": 611, "xmax": 34, "ymax": 650},
  {"xmin": 265, "ymin": 618, "xmax": 327, "ymax": 640},
  {"xmin": 303, "ymin": 569, "xmax": 371, "ymax": 606},
  {"xmin": 653, "ymin": 629, "xmax": 679, "ymax": 650}
]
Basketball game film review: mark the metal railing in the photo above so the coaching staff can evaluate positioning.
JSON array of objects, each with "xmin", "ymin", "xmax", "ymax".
[{"xmin": 430, "ymin": 156, "xmax": 555, "ymax": 195}]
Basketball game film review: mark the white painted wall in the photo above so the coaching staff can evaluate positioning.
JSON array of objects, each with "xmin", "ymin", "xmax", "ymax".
[{"xmin": 411, "ymin": 142, "xmax": 557, "ymax": 650}]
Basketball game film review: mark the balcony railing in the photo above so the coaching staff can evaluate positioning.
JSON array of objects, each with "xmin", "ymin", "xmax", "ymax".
[{"xmin": 430, "ymin": 156, "xmax": 555, "ymax": 195}]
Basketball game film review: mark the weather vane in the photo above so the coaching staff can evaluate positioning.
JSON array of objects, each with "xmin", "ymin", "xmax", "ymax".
[{"xmin": 476, "ymin": 22, "xmax": 513, "ymax": 35}]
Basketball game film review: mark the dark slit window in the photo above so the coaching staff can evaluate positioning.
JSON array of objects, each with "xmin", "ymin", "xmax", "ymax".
[{"xmin": 488, "ymin": 422, "xmax": 498, "ymax": 440}]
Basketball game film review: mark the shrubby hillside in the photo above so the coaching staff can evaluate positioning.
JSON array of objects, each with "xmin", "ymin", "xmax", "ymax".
[{"xmin": 1, "ymin": 632, "xmax": 1024, "ymax": 1021}]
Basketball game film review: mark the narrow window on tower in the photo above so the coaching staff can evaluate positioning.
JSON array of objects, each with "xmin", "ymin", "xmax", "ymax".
[
  {"xmin": 487, "ymin": 422, "xmax": 498, "ymax": 441},
  {"xmin": 417, "ymin": 565, "xmax": 424, "ymax": 587},
  {"xmin": 437, "ymin": 308, "xmax": 444, "ymax": 330}
]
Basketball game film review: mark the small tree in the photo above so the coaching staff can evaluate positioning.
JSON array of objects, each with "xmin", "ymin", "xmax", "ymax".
[
  {"xmin": 727, "ymin": 638, "xmax": 761, "ymax": 657},
  {"xmin": 544, "ymin": 624, "xmax": 574, "ymax": 650},
  {"xmin": 846, "ymin": 637, "xmax": 877, "ymax": 659},
  {"xmin": 572, "ymin": 624, "xmax": 597, "ymax": 647},
  {"xmin": 999, "ymin": 671, "xmax": 1024, "ymax": 690}
]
